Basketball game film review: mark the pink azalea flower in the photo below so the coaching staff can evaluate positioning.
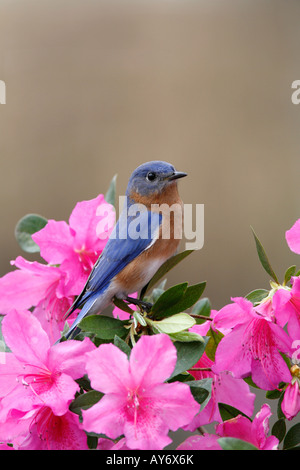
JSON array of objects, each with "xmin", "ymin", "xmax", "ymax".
[
  {"xmin": 217, "ymin": 403, "xmax": 279, "ymax": 450},
  {"xmin": 213, "ymin": 297, "xmax": 292, "ymax": 390},
  {"xmin": 0, "ymin": 309, "xmax": 95, "ymax": 420},
  {"xmin": 272, "ymin": 277, "xmax": 300, "ymax": 342},
  {"xmin": 281, "ymin": 365, "xmax": 300, "ymax": 420},
  {"xmin": 286, "ymin": 218, "xmax": 300, "ymax": 255},
  {"xmin": 32, "ymin": 194, "xmax": 115, "ymax": 292},
  {"xmin": 178, "ymin": 404, "xmax": 279, "ymax": 450},
  {"xmin": 184, "ymin": 351, "xmax": 255, "ymax": 430},
  {"xmin": 82, "ymin": 334, "xmax": 200, "ymax": 450},
  {"xmin": 18, "ymin": 407, "xmax": 89, "ymax": 450},
  {"xmin": 0, "ymin": 406, "xmax": 88, "ymax": 450},
  {"xmin": 0, "ymin": 256, "xmax": 77, "ymax": 342}
]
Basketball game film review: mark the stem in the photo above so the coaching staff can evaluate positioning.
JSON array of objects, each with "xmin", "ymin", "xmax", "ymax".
[
  {"xmin": 190, "ymin": 367, "xmax": 212, "ymax": 372},
  {"xmin": 190, "ymin": 314, "xmax": 213, "ymax": 321}
]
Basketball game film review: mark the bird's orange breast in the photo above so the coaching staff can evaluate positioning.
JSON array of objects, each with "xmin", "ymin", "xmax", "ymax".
[{"xmin": 115, "ymin": 182, "xmax": 184, "ymax": 293}]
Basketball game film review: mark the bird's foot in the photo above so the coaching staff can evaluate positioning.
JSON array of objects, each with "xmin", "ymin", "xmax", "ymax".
[{"xmin": 125, "ymin": 296, "xmax": 153, "ymax": 313}]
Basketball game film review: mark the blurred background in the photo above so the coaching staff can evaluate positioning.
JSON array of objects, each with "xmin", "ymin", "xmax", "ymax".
[{"xmin": 0, "ymin": 0, "xmax": 300, "ymax": 447}]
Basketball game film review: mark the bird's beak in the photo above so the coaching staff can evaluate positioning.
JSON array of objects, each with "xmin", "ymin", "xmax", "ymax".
[{"xmin": 167, "ymin": 171, "xmax": 188, "ymax": 181}]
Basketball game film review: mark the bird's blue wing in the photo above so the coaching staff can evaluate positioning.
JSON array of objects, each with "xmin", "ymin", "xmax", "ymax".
[{"xmin": 65, "ymin": 209, "xmax": 162, "ymax": 317}]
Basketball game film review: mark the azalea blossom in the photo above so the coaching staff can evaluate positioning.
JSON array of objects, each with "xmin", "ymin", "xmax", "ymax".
[
  {"xmin": 82, "ymin": 334, "xmax": 200, "ymax": 450},
  {"xmin": 0, "ymin": 256, "xmax": 78, "ymax": 342},
  {"xmin": 286, "ymin": 218, "xmax": 300, "ymax": 255},
  {"xmin": 272, "ymin": 277, "xmax": 300, "ymax": 342},
  {"xmin": 185, "ymin": 352, "xmax": 255, "ymax": 430},
  {"xmin": 18, "ymin": 407, "xmax": 88, "ymax": 450},
  {"xmin": 0, "ymin": 309, "xmax": 95, "ymax": 421},
  {"xmin": 0, "ymin": 406, "xmax": 88, "ymax": 450},
  {"xmin": 178, "ymin": 404, "xmax": 279, "ymax": 450},
  {"xmin": 32, "ymin": 194, "xmax": 115, "ymax": 292},
  {"xmin": 0, "ymin": 256, "xmax": 75, "ymax": 312},
  {"xmin": 281, "ymin": 364, "xmax": 300, "ymax": 420},
  {"xmin": 184, "ymin": 320, "xmax": 255, "ymax": 429},
  {"xmin": 213, "ymin": 297, "xmax": 292, "ymax": 390}
]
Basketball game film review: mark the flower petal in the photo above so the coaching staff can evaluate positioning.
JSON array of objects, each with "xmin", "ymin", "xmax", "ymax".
[
  {"xmin": 48, "ymin": 337, "xmax": 96, "ymax": 379},
  {"xmin": 82, "ymin": 394, "xmax": 126, "ymax": 439},
  {"xmin": 2, "ymin": 310, "xmax": 50, "ymax": 366},
  {"xmin": 32, "ymin": 219, "xmax": 74, "ymax": 265},
  {"xmin": 129, "ymin": 334, "xmax": 177, "ymax": 389},
  {"xmin": 286, "ymin": 218, "xmax": 300, "ymax": 254},
  {"xmin": 84, "ymin": 343, "xmax": 130, "ymax": 394}
]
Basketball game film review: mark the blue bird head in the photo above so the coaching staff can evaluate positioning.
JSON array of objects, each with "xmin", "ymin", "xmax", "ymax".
[{"xmin": 126, "ymin": 161, "xmax": 187, "ymax": 197}]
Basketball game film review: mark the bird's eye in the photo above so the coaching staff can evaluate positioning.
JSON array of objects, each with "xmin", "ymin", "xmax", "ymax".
[{"xmin": 146, "ymin": 172, "xmax": 157, "ymax": 181}]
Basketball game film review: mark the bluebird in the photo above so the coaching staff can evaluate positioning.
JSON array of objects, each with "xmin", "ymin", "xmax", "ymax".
[{"xmin": 64, "ymin": 161, "xmax": 187, "ymax": 339}]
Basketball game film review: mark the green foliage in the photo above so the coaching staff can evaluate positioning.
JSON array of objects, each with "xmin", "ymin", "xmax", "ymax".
[
  {"xmin": 283, "ymin": 423, "xmax": 300, "ymax": 450},
  {"xmin": 191, "ymin": 297, "xmax": 211, "ymax": 324},
  {"xmin": 113, "ymin": 335, "xmax": 131, "ymax": 358},
  {"xmin": 150, "ymin": 281, "xmax": 206, "ymax": 320},
  {"xmin": 105, "ymin": 174, "xmax": 118, "ymax": 207},
  {"xmin": 79, "ymin": 315, "xmax": 129, "ymax": 340},
  {"xmin": 283, "ymin": 265, "xmax": 296, "ymax": 285},
  {"xmin": 218, "ymin": 403, "xmax": 251, "ymax": 422},
  {"xmin": 205, "ymin": 328, "xmax": 224, "ymax": 362},
  {"xmin": 15, "ymin": 213, "xmax": 48, "ymax": 253},
  {"xmin": 169, "ymin": 338, "xmax": 209, "ymax": 379},
  {"xmin": 272, "ymin": 418, "xmax": 286, "ymax": 443},
  {"xmin": 218, "ymin": 437, "xmax": 258, "ymax": 450},
  {"xmin": 250, "ymin": 226, "xmax": 279, "ymax": 283},
  {"xmin": 245, "ymin": 288, "xmax": 269, "ymax": 305},
  {"xmin": 69, "ymin": 390, "xmax": 103, "ymax": 416},
  {"xmin": 184, "ymin": 378, "xmax": 212, "ymax": 410}
]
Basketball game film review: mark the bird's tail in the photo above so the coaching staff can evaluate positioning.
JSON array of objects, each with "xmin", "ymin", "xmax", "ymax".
[{"xmin": 64, "ymin": 296, "xmax": 97, "ymax": 340}]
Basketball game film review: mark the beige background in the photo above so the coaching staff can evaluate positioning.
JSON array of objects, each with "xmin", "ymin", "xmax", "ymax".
[
  {"xmin": 0, "ymin": 0, "xmax": 299, "ymax": 448},
  {"xmin": 1, "ymin": 0, "xmax": 299, "ymax": 310}
]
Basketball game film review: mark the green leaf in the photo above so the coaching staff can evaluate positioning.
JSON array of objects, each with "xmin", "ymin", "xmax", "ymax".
[
  {"xmin": 87, "ymin": 435, "xmax": 98, "ymax": 449},
  {"xmin": 277, "ymin": 391, "xmax": 285, "ymax": 419},
  {"xmin": 133, "ymin": 311, "xmax": 147, "ymax": 327},
  {"xmin": 184, "ymin": 378, "xmax": 212, "ymax": 409},
  {"xmin": 205, "ymin": 328, "xmax": 224, "ymax": 362},
  {"xmin": 150, "ymin": 283, "xmax": 188, "ymax": 319},
  {"xmin": 148, "ymin": 279, "xmax": 168, "ymax": 303},
  {"xmin": 218, "ymin": 403, "xmax": 251, "ymax": 422},
  {"xmin": 168, "ymin": 330, "xmax": 204, "ymax": 343},
  {"xmin": 284, "ymin": 265, "xmax": 296, "ymax": 285},
  {"xmin": 169, "ymin": 337, "xmax": 209, "ymax": 379},
  {"xmin": 265, "ymin": 389, "xmax": 282, "ymax": 400},
  {"xmin": 149, "ymin": 313, "xmax": 195, "ymax": 334},
  {"xmin": 245, "ymin": 289, "xmax": 269, "ymax": 305},
  {"xmin": 251, "ymin": 226, "xmax": 279, "ymax": 283},
  {"xmin": 191, "ymin": 297, "xmax": 211, "ymax": 319},
  {"xmin": 15, "ymin": 213, "xmax": 48, "ymax": 253},
  {"xmin": 283, "ymin": 423, "xmax": 300, "ymax": 450},
  {"xmin": 173, "ymin": 282, "xmax": 206, "ymax": 314},
  {"xmin": 272, "ymin": 418, "xmax": 286, "ymax": 443},
  {"xmin": 218, "ymin": 437, "xmax": 258, "ymax": 450},
  {"xmin": 113, "ymin": 335, "xmax": 131, "ymax": 358},
  {"xmin": 113, "ymin": 297, "xmax": 134, "ymax": 314},
  {"xmin": 140, "ymin": 249, "xmax": 194, "ymax": 298},
  {"xmin": 150, "ymin": 282, "xmax": 206, "ymax": 320},
  {"xmin": 79, "ymin": 315, "xmax": 128, "ymax": 340},
  {"xmin": 69, "ymin": 390, "xmax": 103, "ymax": 415},
  {"xmin": 105, "ymin": 174, "xmax": 118, "ymax": 207}
]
